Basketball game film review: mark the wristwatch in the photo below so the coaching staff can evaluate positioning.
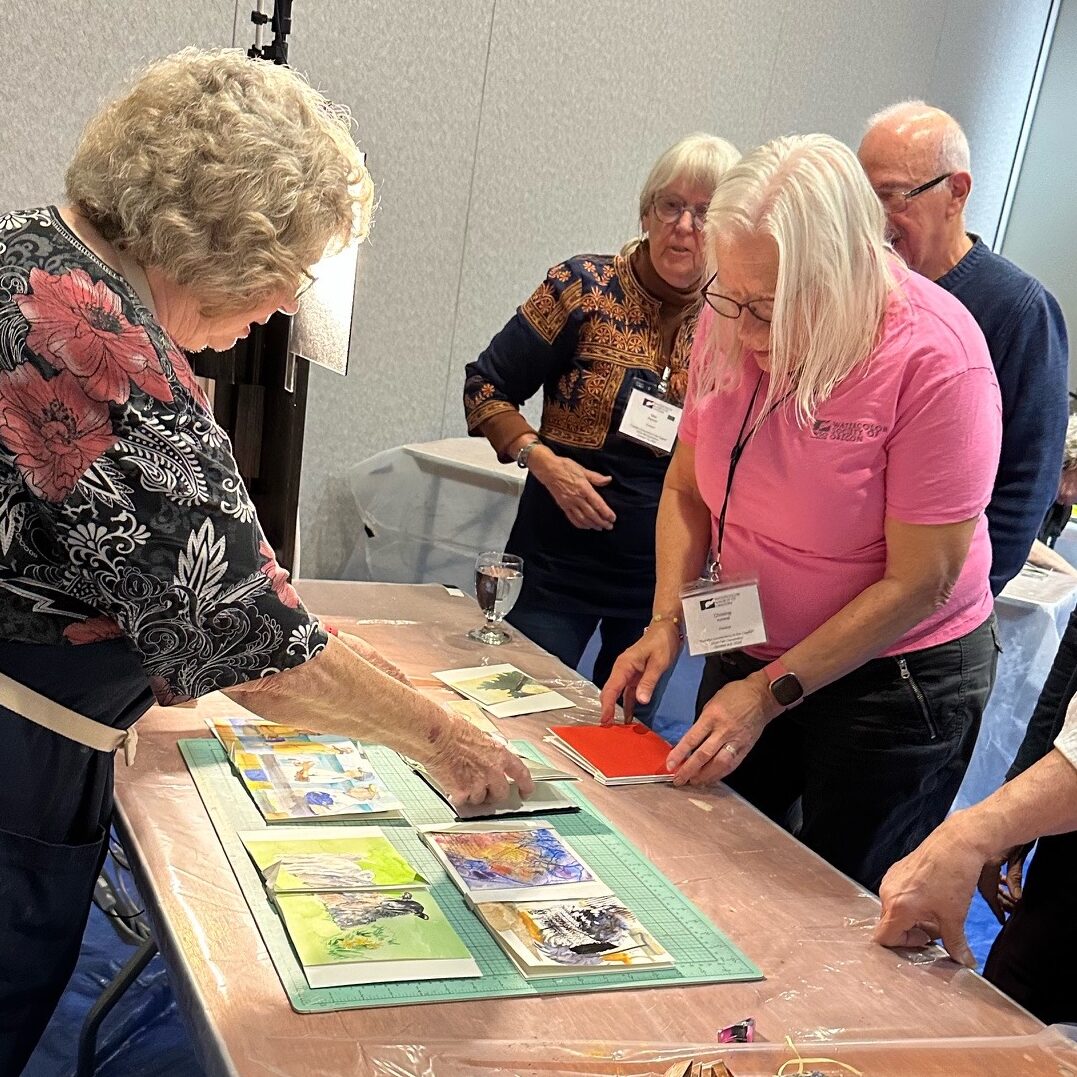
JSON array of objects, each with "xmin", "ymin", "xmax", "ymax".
[
  {"xmin": 763, "ymin": 658, "xmax": 804, "ymax": 708},
  {"xmin": 516, "ymin": 438, "xmax": 541, "ymax": 469}
]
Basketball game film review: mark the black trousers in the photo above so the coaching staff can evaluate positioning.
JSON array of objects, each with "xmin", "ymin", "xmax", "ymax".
[
  {"xmin": 983, "ymin": 830, "xmax": 1077, "ymax": 1023},
  {"xmin": 694, "ymin": 616, "xmax": 999, "ymax": 893},
  {"xmin": 983, "ymin": 606, "xmax": 1077, "ymax": 1023}
]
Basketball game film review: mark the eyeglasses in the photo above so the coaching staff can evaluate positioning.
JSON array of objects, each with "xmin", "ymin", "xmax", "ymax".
[
  {"xmin": 873, "ymin": 173, "xmax": 953, "ymax": 211},
  {"xmin": 295, "ymin": 270, "xmax": 316, "ymax": 301},
  {"xmin": 651, "ymin": 194, "xmax": 710, "ymax": 231},
  {"xmin": 701, "ymin": 272, "xmax": 773, "ymax": 323}
]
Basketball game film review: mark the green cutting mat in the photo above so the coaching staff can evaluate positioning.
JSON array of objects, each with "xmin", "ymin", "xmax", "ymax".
[{"xmin": 179, "ymin": 737, "xmax": 762, "ymax": 1012}]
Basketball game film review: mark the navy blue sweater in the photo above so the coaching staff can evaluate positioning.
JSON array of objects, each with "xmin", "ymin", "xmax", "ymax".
[{"xmin": 936, "ymin": 236, "xmax": 1069, "ymax": 595}]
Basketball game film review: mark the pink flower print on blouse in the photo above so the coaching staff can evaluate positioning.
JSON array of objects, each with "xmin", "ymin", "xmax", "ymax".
[
  {"xmin": 0, "ymin": 365, "xmax": 116, "ymax": 501},
  {"xmin": 15, "ymin": 267, "xmax": 174, "ymax": 404},
  {"xmin": 63, "ymin": 616, "xmax": 125, "ymax": 645},
  {"xmin": 259, "ymin": 540, "xmax": 300, "ymax": 609}
]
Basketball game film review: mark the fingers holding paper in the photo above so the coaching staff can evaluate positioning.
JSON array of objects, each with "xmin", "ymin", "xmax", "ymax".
[{"xmin": 425, "ymin": 716, "xmax": 536, "ymax": 807}]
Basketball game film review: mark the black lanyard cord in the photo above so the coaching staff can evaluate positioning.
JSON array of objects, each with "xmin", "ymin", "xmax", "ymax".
[{"xmin": 713, "ymin": 372, "xmax": 792, "ymax": 573}]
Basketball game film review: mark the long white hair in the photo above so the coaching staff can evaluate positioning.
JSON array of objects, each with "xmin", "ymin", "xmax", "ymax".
[{"xmin": 699, "ymin": 134, "xmax": 896, "ymax": 422}]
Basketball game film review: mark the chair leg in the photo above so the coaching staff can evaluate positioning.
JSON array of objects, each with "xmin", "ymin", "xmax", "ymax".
[{"xmin": 75, "ymin": 935, "xmax": 159, "ymax": 1077}]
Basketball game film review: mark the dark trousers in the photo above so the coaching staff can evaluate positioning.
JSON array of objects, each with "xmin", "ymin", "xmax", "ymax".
[
  {"xmin": 983, "ymin": 830, "xmax": 1077, "ymax": 1023},
  {"xmin": 507, "ymin": 598, "xmax": 672, "ymax": 727},
  {"xmin": 0, "ymin": 715, "xmax": 115, "ymax": 1074},
  {"xmin": 983, "ymin": 606, "xmax": 1077, "ymax": 1023},
  {"xmin": 694, "ymin": 616, "xmax": 999, "ymax": 893}
]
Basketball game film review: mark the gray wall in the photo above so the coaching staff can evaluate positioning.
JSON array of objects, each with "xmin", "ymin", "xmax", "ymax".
[
  {"xmin": 1002, "ymin": 0, "xmax": 1077, "ymax": 387},
  {"xmin": 0, "ymin": 1, "xmax": 1056, "ymax": 575}
]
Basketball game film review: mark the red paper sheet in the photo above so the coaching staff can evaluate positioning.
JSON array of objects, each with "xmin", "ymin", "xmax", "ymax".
[{"xmin": 548, "ymin": 723, "xmax": 673, "ymax": 779}]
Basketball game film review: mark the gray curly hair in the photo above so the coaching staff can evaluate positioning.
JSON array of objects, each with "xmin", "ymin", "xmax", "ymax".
[{"xmin": 65, "ymin": 48, "xmax": 374, "ymax": 315}]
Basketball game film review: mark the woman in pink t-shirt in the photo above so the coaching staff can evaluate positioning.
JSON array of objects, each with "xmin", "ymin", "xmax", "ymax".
[{"xmin": 602, "ymin": 134, "xmax": 1003, "ymax": 891}]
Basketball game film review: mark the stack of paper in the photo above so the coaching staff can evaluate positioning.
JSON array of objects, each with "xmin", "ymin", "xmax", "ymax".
[
  {"xmin": 545, "ymin": 723, "xmax": 674, "ymax": 786},
  {"xmin": 211, "ymin": 718, "xmax": 403, "ymax": 823},
  {"xmin": 420, "ymin": 821, "xmax": 674, "ymax": 979},
  {"xmin": 415, "ymin": 768, "xmax": 579, "ymax": 820},
  {"xmin": 240, "ymin": 826, "xmax": 478, "ymax": 987},
  {"xmin": 445, "ymin": 701, "xmax": 578, "ymax": 782},
  {"xmin": 433, "ymin": 664, "xmax": 574, "ymax": 719}
]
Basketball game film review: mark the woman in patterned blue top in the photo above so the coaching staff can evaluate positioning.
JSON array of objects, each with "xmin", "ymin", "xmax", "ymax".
[
  {"xmin": 464, "ymin": 135, "xmax": 740, "ymax": 725},
  {"xmin": 0, "ymin": 50, "xmax": 528, "ymax": 1070}
]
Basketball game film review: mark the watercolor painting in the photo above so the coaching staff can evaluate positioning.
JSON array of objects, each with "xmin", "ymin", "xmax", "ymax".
[
  {"xmin": 275, "ymin": 888, "xmax": 471, "ymax": 967},
  {"xmin": 451, "ymin": 668, "xmax": 548, "ymax": 704},
  {"xmin": 242, "ymin": 831, "xmax": 426, "ymax": 893},
  {"xmin": 429, "ymin": 827, "xmax": 594, "ymax": 891},
  {"xmin": 232, "ymin": 747, "xmax": 401, "ymax": 821},
  {"xmin": 482, "ymin": 896, "xmax": 672, "ymax": 970}
]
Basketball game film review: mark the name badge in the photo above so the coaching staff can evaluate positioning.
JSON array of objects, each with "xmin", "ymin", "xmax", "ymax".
[
  {"xmin": 619, "ymin": 386, "xmax": 683, "ymax": 454},
  {"xmin": 679, "ymin": 578, "xmax": 767, "ymax": 656}
]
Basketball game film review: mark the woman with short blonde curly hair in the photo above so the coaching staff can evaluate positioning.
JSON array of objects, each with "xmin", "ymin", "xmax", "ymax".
[
  {"xmin": 0, "ymin": 49, "xmax": 526, "ymax": 1070},
  {"xmin": 65, "ymin": 46, "xmax": 374, "ymax": 317}
]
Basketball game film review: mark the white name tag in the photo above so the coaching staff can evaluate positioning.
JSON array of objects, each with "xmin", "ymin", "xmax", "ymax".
[
  {"xmin": 619, "ymin": 387, "xmax": 683, "ymax": 453},
  {"xmin": 680, "ymin": 579, "xmax": 767, "ymax": 656}
]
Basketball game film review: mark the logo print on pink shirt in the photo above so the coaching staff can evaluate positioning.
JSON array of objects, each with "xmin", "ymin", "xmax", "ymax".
[{"xmin": 811, "ymin": 419, "xmax": 888, "ymax": 443}]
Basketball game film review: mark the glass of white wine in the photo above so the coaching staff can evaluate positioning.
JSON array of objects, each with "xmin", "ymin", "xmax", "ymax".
[{"xmin": 468, "ymin": 551, "xmax": 524, "ymax": 645}]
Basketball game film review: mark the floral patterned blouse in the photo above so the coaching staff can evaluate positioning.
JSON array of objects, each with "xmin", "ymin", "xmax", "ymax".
[{"xmin": 0, "ymin": 207, "xmax": 326, "ymax": 704}]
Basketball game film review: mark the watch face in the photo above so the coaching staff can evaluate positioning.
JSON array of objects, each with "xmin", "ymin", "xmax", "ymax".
[{"xmin": 771, "ymin": 673, "xmax": 803, "ymax": 707}]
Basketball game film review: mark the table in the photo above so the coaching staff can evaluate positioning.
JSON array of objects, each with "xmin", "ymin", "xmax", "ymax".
[{"xmin": 115, "ymin": 581, "xmax": 1050, "ymax": 1077}]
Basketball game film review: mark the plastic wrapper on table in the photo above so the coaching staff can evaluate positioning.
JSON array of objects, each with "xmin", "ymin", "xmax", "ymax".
[{"xmin": 305, "ymin": 1027, "xmax": 1077, "ymax": 1077}]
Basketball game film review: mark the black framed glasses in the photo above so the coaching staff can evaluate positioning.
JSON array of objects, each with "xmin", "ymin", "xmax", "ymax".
[
  {"xmin": 701, "ymin": 272, "xmax": 773, "ymax": 323},
  {"xmin": 651, "ymin": 194, "xmax": 710, "ymax": 231},
  {"xmin": 874, "ymin": 172, "xmax": 953, "ymax": 211}
]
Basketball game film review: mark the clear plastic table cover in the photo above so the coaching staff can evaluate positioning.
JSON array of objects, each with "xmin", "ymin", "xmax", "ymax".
[
  {"xmin": 114, "ymin": 582, "xmax": 1047, "ymax": 1077},
  {"xmin": 297, "ymin": 1027, "xmax": 1077, "ymax": 1077}
]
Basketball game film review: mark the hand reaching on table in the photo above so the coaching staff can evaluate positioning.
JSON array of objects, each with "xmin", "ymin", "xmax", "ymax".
[
  {"xmin": 423, "ymin": 712, "xmax": 536, "ymax": 806},
  {"xmin": 600, "ymin": 621, "xmax": 681, "ymax": 724},
  {"xmin": 874, "ymin": 815, "xmax": 983, "ymax": 967},
  {"xmin": 664, "ymin": 674, "xmax": 779, "ymax": 786}
]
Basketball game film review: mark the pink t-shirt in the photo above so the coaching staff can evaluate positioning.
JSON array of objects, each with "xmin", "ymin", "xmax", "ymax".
[{"xmin": 679, "ymin": 267, "xmax": 1002, "ymax": 659}]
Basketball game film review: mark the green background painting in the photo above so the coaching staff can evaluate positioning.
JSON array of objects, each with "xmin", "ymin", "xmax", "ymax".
[{"xmin": 276, "ymin": 888, "xmax": 471, "ymax": 966}]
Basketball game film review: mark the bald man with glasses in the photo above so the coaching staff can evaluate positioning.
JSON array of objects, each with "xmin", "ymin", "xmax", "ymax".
[{"xmin": 859, "ymin": 100, "xmax": 1068, "ymax": 598}]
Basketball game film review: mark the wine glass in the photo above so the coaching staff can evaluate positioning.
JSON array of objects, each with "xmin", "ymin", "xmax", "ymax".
[{"xmin": 468, "ymin": 551, "xmax": 524, "ymax": 645}]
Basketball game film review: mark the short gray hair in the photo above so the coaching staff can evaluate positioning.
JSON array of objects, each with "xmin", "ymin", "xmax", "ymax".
[
  {"xmin": 865, "ymin": 100, "xmax": 971, "ymax": 174},
  {"xmin": 637, "ymin": 133, "xmax": 742, "ymax": 222}
]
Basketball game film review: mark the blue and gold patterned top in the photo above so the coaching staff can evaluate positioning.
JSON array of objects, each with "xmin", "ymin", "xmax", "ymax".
[{"xmin": 464, "ymin": 243, "xmax": 702, "ymax": 617}]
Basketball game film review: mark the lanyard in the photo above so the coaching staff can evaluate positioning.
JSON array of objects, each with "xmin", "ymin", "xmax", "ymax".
[{"xmin": 712, "ymin": 372, "xmax": 791, "ymax": 576}]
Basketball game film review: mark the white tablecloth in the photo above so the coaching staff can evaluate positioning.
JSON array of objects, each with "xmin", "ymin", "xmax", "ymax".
[
  {"xmin": 954, "ymin": 565, "xmax": 1077, "ymax": 809},
  {"xmin": 335, "ymin": 438, "xmax": 524, "ymax": 594}
]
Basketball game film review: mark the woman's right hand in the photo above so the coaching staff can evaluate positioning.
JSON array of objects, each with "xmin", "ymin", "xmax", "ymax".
[
  {"xmin": 422, "ymin": 714, "xmax": 536, "ymax": 806},
  {"xmin": 599, "ymin": 622, "xmax": 680, "ymax": 724},
  {"xmin": 529, "ymin": 446, "xmax": 616, "ymax": 531}
]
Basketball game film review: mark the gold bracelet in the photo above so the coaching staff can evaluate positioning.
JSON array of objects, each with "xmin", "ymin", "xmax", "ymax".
[{"xmin": 645, "ymin": 613, "xmax": 684, "ymax": 639}]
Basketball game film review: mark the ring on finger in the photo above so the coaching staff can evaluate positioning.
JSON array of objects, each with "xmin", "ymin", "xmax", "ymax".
[{"xmin": 720, "ymin": 742, "xmax": 739, "ymax": 757}]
